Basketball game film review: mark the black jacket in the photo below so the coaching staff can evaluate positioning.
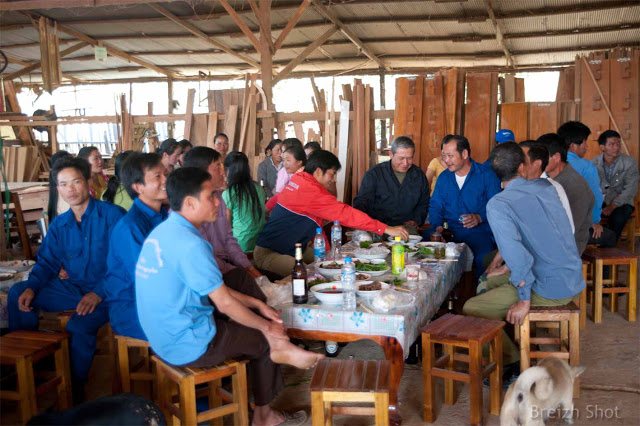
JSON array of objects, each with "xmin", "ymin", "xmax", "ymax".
[{"xmin": 353, "ymin": 161, "xmax": 430, "ymax": 226}]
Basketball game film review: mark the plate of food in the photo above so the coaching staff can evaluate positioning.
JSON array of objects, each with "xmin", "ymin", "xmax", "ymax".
[
  {"xmin": 356, "ymin": 280, "xmax": 390, "ymax": 300},
  {"xmin": 354, "ymin": 246, "xmax": 390, "ymax": 260},
  {"xmin": 307, "ymin": 276, "xmax": 333, "ymax": 287},
  {"xmin": 0, "ymin": 260, "xmax": 35, "ymax": 272},
  {"xmin": 310, "ymin": 282, "xmax": 344, "ymax": 304},
  {"xmin": 387, "ymin": 235, "xmax": 422, "ymax": 244},
  {"xmin": 332, "ymin": 273, "xmax": 372, "ymax": 282},
  {"xmin": 354, "ymin": 259, "xmax": 390, "ymax": 276},
  {"xmin": 316, "ymin": 260, "xmax": 347, "ymax": 278}
]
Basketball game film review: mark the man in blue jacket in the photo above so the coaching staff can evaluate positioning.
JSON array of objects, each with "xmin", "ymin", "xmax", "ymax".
[
  {"xmin": 426, "ymin": 135, "xmax": 502, "ymax": 275},
  {"xmin": 8, "ymin": 157, "xmax": 125, "ymax": 403},
  {"xmin": 353, "ymin": 136, "xmax": 429, "ymax": 231}
]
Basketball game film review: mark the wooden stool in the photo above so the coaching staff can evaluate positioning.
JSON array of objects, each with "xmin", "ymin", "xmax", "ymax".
[
  {"xmin": 582, "ymin": 247, "xmax": 638, "ymax": 323},
  {"xmin": 152, "ymin": 356, "xmax": 248, "ymax": 425},
  {"xmin": 114, "ymin": 335, "xmax": 153, "ymax": 396},
  {"xmin": 310, "ymin": 359, "xmax": 390, "ymax": 426},
  {"xmin": 420, "ymin": 314, "xmax": 505, "ymax": 426},
  {"xmin": 0, "ymin": 330, "xmax": 72, "ymax": 424},
  {"xmin": 517, "ymin": 304, "xmax": 580, "ymax": 396}
]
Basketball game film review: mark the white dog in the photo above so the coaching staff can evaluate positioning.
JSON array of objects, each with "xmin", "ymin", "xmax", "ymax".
[{"xmin": 500, "ymin": 357, "xmax": 585, "ymax": 426}]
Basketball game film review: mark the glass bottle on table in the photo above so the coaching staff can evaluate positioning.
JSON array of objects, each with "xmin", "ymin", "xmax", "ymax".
[
  {"xmin": 442, "ymin": 219, "xmax": 454, "ymax": 243},
  {"xmin": 292, "ymin": 243, "xmax": 308, "ymax": 304}
]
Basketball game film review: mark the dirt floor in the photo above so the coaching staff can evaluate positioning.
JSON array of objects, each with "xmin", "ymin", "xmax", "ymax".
[{"xmin": 2, "ymin": 262, "xmax": 638, "ymax": 425}]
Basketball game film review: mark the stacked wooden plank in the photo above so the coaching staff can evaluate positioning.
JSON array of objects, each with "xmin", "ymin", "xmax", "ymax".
[
  {"xmin": 464, "ymin": 72, "xmax": 498, "ymax": 164},
  {"xmin": 350, "ymin": 79, "xmax": 376, "ymax": 203},
  {"xmin": 38, "ymin": 17, "xmax": 62, "ymax": 93},
  {"xmin": 499, "ymin": 100, "xmax": 579, "ymax": 142},
  {"xmin": 0, "ymin": 146, "xmax": 44, "ymax": 182}
]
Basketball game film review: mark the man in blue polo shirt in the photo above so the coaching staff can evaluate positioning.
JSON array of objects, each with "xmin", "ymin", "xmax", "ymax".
[
  {"xmin": 464, "ymin": 143, "xmax": 585, "ymax": 380},
  {"xmin": 8, "ymin": 157, "xmax": 125, "ymax": 402},
  {"xmin": 558, "ymin": 121, "xmax": 615, "ymax": 247},
  {"xmin": 103, "ymin": 153, "xmax": 168, "ymax": 340},
  {"xmin": 426, "ymin": 135, "xmax": 502, "ymax": 275},
  {"xmin": 136, "ymin": 167, "xmax": 323, "ymax": 426}
]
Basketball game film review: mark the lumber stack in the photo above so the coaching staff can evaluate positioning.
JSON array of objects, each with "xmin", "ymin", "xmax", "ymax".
[
  {"xmin": 500, "ymin": 100, "xmax": 579, "ymax": 142},
  {"xmin": 0, "ymin": 146, "xmax": 44, "ymax": 182},
  {"xmin": 37, "ymin": 17, "xmax": 62, "ymax": 93},
  {"xmin": 464, "ymin": 72, "xmax": 498, "ymax": 164},
  {"xmin": 350, "ymin": 79, "xmax": 376, "ymax": 203}
]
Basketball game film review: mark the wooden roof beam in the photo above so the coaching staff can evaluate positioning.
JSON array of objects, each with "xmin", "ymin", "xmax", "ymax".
[
  {"xmin": 4, "ymin": 53, "xmax": 84, "ymax": 83},
  {"xmin": 273, "ymin": 0, "xmax": 311, "ymax": 51},
  {"xmin": 311, "ymin": 0, "xmax": 390, "ymax": 71},
  {"xmin": 0, "ymin": 0, "xmax": 181, "ymax": 12},
  {"xmin": 5, "ymin": 41, "xmax": 89, "ymax": 80},
  {"xmin": 484, "ymin": 0, "xmax": 515, "ymax": 68},
  {"xmin": 148, "ymin": 3, "xmax": 260, "ymax": 69},
  {"xmin": 248, "ymin": 0, "xmax": 275, "ymax": 54},
  {"xmin": 216, "ymin": 0, "xmax": 261, "ymax": 53},
  {"xmin": 274, "ymin": 26, "xmax": 338, "ymax": 83}
]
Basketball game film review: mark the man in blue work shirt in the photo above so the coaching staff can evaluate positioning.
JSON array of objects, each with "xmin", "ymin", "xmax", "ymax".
[
  {"xmin": 426, "ymin": 134, "xmax": 502, "ymax": 275},
  {"xmin": 135, "ymin": 168, "xmax": 323, "ymax": 426},
  {"xmin": 353, "ymin": 136, "xmax": 430, "ymax": 231},
  {"xmin": 463, "ymin": 142, "xmax": 585, "ymax": 380},
  {"xmin": 103, "ymin": 153, "xmax": 168, "ymax": 341},
  {"xmin": 558, "ymin": 121, "xmax": 615, "ymax": 247},
  {"xmin": 8, "ymin": 157, "xmax": 125, "ymax": 403}
]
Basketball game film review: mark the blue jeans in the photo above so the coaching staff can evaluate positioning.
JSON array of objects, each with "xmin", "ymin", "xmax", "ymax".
[{"xmin": 8, "ymin": 279, "xmax": 109, "ymax": 381}]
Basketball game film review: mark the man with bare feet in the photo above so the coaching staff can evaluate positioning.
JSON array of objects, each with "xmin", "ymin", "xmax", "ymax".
[{"xmin": 135, "ymin": 167, "xmax": 323, "ymax": 426}]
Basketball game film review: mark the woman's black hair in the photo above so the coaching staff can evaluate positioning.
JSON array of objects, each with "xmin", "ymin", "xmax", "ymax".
[
  {"xmin": 178, "ymin": 139, "xmax": 193, "ymax": 150},
  {"xmin": 265, "ymin": 138, "xmax": 282, "ymax": 155},
  {"xmin": 47, "ymin": 151, "xmax": 73, "ymax": 221},
  {"xmin": 282, "ymin": 138, "xmax": 303, "ymax": 150},
  {"xmin": 156, "ymin": 138, "xmax": 180, "ymax": 155},
  {"xmin": 77, "ymin": 146, "xmax": 100, "ymax": 164},
  {"xmin": 102, "ymin": 151, "xmax": 134, "ymax": 204},
  {"xmin": 284, "ymin": 145, "xmax": 306, "ymax": 166},
  {"xmin": 223, "ymin": 152, "xmax": 263, "ymax": 221}
]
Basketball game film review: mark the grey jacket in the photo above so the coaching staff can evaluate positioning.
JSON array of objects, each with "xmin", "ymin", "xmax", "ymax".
[
  {"xmin": 553, "ymin": 163, "xmax": 594, "ymax": 255},
  {"xmin": 592, "ymin": 154, "xmax": 639, "ymax": 207},
  {"xmin": 257, "ymin": 156, "xmax": 281, "ymax": 198}
]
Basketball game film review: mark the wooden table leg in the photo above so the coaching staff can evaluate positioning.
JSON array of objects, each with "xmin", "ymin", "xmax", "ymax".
[
  {"xmin": 381, "ymin": 336, "xmax": 404, "ymax": 425},
  {"xmin": 489, "ymin": 332, "xmax": 502, "ymax": 416},
  {"xmin": 468, "ymin": 340, "xmax": 483, "ymax": 426},
  {"xmin": 374, "ymin": 392, "xmax": 390, "ymax": 426},
  {"xmin": 444, "ymin": 344, "xmax": 455, "ymax": 405},
  {"xmin": 593, "ymin": 260, "xmax": 604, "ymax": 323},
  {"xmin": 628, "ymin": 260, "xmax": 637, "ymax": 322},
  {"xmin": 421, "ymin": 333, "xmax": 435, "ymax": 423},
  {"xmin": 311, "ymin": 391, "xmax": 325, "ymax": 426}
]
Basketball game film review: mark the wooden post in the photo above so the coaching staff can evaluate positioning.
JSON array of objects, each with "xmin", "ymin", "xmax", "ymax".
[
  {"xmin": 380, "ymin": 70, "xmax": 386, "ymax": 148},
  {"xmin": 167, "ymin": 78, "xmax": 174, "ymax": 139},
  {"xmin": 258, "ymin": 0, "xmax": 273, "ymax": 110},
  {"xmin": 184, "ymin": 88, "xmax": 196, "ymax": 140}
]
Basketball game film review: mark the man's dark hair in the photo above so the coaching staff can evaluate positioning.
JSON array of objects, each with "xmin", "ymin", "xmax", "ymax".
[
  {"xmin": 598, "ymin": 129, "xmax": 621, "ymax": 146},
  {"xmin": 282, "ymin": 138, "xmax": 303, "ymax": 150},
  {"xmin": 51, "ymin": 156, "xmax": 91, "ymax": 185},
  {"xmin": 523, "ymin": 143, "xmax": 549, "ymax": 173},
  {"xmin": 182, "ymin": 146, "xmax": 221, "ymax": 170},
  {"xmin": 441, "ymin": 134, "xmax": 471, "ymax": 157},
  {"xmin": 120, "ymin": 153, "xmax": 163, "ymax": 199},
  {"xmin": 518, "ymin": 140, "xmax": 537, "ymax": 148},
  {"xmin": 178, "ymin": 139, "xmax": 192, "ymax": 150},
  {"xmin": 304, "ymin": 149, "xmax": 341, "ymax": 175},
  {"xmin": 304, "ymin": 141, "xmax": 321, "ymax": 153},
  {"xmin": 47, "ymin": 151, "xmax": 74, "ymax": 221},
  {"xmin": 558, "ymin": 121, "xmax": 591, "ymax": 147},
  {"xmin": 214, "ymin": 132, "xmax": 228, "ymax": 141},
  {"xmin": 537, "ymin": 133, "xmax": 567, "ymax": 163},
  {"xmin": 489, "ymin": 142, "xmax": 525, "ymax": 182},
  {"xmin": 166, "ymin": 167, "xmax": 211, "ymax": 212}
]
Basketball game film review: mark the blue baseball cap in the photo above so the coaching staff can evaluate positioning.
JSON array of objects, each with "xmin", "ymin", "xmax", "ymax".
[{"xmin": 496, "ymin": 129, "xmax": 515, "ymax": 143}]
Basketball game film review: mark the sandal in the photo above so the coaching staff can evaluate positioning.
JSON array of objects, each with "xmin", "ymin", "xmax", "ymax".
[{"xmin": 275, "ymin": 410, "xmax": 307, "ymax": 426}]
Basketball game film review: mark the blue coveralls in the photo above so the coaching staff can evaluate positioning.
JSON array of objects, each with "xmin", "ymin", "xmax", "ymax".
[
  {"xmin": 8, "ymin": 198, "xmax": 125, "ymax": 382},
  {"xmin": 103, "ymin": 198, "xmax": 168, "ymax": 340},
  {"xmin": 424, "ymin": 159, "xmax": 502, "ymax": 276}
]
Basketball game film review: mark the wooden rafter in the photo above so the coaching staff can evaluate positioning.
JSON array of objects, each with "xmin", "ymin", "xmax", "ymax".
[
  {"xmin": 310, "ymin": 0, "xmax": 390, "ymax": 71},
  {"xmin": 484, "ymin": 0, "xmax": 515, "ymax": 68},
  {"xmin": 5, "ymin": 54, "xmax": 85, "ymax": 84},
  {"xmin": 217, "ymin": 0, "xmax": 261, "ymax": 52},
  {"xmin": 248, "ymin": 0, "xmax": 275, "ymax": 54},
  {"xmin": 273, "ymin": 0, "xmax": 311, "ymax": 51},
  {"xmin": 0, "ymin": 0, "xmax": 180, "ymax": 11},
  {"xmin": 148, "ymin": 3, "xmax": 260, "ymax": 69},
  {"xmin": 6, "ymin": 41, "xmax": 88, "ymax": 80},
  {"xmin": 274, "ymin": 26, "xmax": 338, "ymax": 83}
]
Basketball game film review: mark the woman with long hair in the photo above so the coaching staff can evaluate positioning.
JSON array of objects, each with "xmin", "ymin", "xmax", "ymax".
[
  {"xmin": 177, "ymin": 139, "xmax": 192, "ymax": 166},
  {"xmin": 222, "ymin": 152, "xmax": 265, "ymax": 253},
  {"xmin": 47, "ymin": 150, "xmax": 73, "ymax": 223},
  {"xmin": 101, "ymin": 150, "xmax": 134, "ymax": 210},
  {"xmin": 77, "ymin": 146, "xmax": 108, "ymax": 199},
  {"xmin": 156, "ymin": 138, "xmax": 182, "ymax": 173},
  {"xmin": 257, "ymin": 138, "xmax": 283, "ymax": 198},
  {"xmin": 274, "ymin": 145, "xmax": 306, "ymax": 194}
]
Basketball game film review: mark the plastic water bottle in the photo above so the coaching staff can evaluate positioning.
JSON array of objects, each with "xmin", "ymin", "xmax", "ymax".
[
  {"xmin": 313, "ymin": 228, "xmax": 326, "ymax": 263},
  {"xmin": 330, "ymin": 221, "xmax": 342, "ymax": 259},
  {"xmin": 341, "ymin": 257, "xmax": 357, "ymax": 310}
]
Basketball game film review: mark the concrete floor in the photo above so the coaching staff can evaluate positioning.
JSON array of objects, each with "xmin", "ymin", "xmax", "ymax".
[{"xmin": 2, "ymin": 264, "xmax": 638, "ymax": 425}]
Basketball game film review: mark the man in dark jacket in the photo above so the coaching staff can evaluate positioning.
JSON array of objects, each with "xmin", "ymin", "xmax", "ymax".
[{"xmin": 353, "ymin": 136, "xmax": 430, "ymax": 230}]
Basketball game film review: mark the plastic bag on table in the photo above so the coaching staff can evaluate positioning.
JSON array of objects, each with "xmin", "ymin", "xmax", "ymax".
[
  {"xmin": 350, "ymin": 230, "xmax": 373, "ymax": 245},
  {"xmin": 371, "ymin": 287, "xmax": 415, "ymax": 313},
  {"xmin": 255, "ymin": 275, "xmax": 291, "ymax": 307}
]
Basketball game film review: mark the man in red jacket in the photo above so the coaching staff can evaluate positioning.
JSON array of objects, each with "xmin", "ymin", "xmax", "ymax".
[{"xmin": 254, "ymin": 150, "xmax": 409, "ymax": 277}]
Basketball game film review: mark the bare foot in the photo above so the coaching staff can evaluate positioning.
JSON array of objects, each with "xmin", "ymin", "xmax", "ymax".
[
  {"xmin": 266, "ymin": 335, "xmax": 324, "ymax": 369},
  {"xmin": 252, "ymin": 405, "xmax": 285, "ymax": 426}
]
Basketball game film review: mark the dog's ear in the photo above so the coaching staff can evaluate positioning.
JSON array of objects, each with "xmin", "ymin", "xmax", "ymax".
[{"xmin": 572, "ymin": 366, "xmax": 586, "ymax": 378}]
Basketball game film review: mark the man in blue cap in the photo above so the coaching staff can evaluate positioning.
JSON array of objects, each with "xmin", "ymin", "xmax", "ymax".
[{"xmin": 484, "ymin": 129, "xmax": 516, "ymax": 180}]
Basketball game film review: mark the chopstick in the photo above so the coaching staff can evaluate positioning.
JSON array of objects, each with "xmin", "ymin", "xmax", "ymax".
[
  {"xmin": 394, "ymin": 287, "xmax": 412, "ymax": 293},
  {"xmin": 358, "ymin": 302, "xmax": 373, "ymax": 313}
]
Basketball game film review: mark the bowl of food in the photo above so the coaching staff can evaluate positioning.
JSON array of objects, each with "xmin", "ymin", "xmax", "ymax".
[
  {"xmin": 387, "ymin": 235, "xmax": 422, "ymax": 244},
  {"xmin": 332, "ymin": 273, "xmax": 372, "ymax": 282},
  {"xmin": 354, "ymin": 246, "xmax": 390, "ymax": 260},
  {"xmin": 354, "ymin": 259, "xmax": 389, "ymax": 276},
  {"xmin": 0, "ymin": 260, "xmax": 35, "ymax": 272},
  {"xmin": 307, "ymin": 276, "xmax": 332, "ymax": 287},
  {"xmin": 356, "ymin": 280, "xmax": 390, "ymax": 300},
  {"xmin": 316, "ymin": 260, "xmax": 347, "ymax": 278},
  {"xmin": 0, "ymin": 270, "xmax": 17, "ymax": 282},
  {"xmin": 310, "ymin": 282, "xmax": 344, "ymax": 304}
]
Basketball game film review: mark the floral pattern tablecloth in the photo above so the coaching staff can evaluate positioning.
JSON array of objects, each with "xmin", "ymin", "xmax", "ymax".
[{"xmin": 275, "ymin": 244, "xmax": 468, "ymax": 357}]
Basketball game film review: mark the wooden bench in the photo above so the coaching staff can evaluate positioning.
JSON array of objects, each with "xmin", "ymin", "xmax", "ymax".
[
  {"xmin": 152, "ymin": 356, "xmax": 248, "ymax": 426},
  {"xmin": 114, "ymin": 335, "xmax": 153, "ymax": 397},
  {"xmin": 310, "ymin": 359, "xmax": 390, "ymax": 426},
  {"xmin": 420, "ymin": 314, "xmax": 504, "ymax": 426},
  {"xmin": 516, "ymin": 303, "xmax": 580, "ymax": 397},
  {"xmin": 0, "ymin": 330, "xmax": 72, "ymax": 424},
  {"xmin": 582, "ymin": 247, "xmax": 638, "ymax": 323}
]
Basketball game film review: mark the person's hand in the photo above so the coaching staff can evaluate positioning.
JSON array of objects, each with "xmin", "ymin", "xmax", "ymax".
[
  {"xmin": 18, "ymin": 288, "xmax": 35, "ymax": 312},
  {"xmin": 58, "ymin": 267, "xmax": 69, "ymax": 280},
  {"xmin": 485, "ymin": 252, "xmax": 504, "ymax": 274},
  {"xmin": 258, "ymin": 302, "xmax": 283, "ymax": 323},
  {"xmin": 263, "ymin": 320, "xmax": 289, "ymax": 340},
  {"xmin": 591, "ymin": 223, "xmax": 603, "ymax": 239},
  {"xmin": 602, "ymin": 204, "xmax": 616, "ymax": 217},
  {"xmin": 462, "ymin": 214, "xmax": 482, "ymax": 228},
  {"xmin": 246, "ymin": 265, "xmax": 263, "ymax": 279},
  {"xmin": 404, "ymin": 220, "xmax": 419, "ymax": 228},
  {"xmin": 76, "ymin": 292, "xmax": 102, "ymax": 316},
  {"xmin": 487, "ymin": 264, "xmax": 510, "ymax": 278},
  {"xmin": 506, "ymin": 299, "xmax": 531, "ymax": 325},
  {"xmin": 435, "ymin": 226, "xmax": 444, "ymax": 234},
  {"xmin": 385, "ymin": 225, "xmax": 409, "ymax": 241}
]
